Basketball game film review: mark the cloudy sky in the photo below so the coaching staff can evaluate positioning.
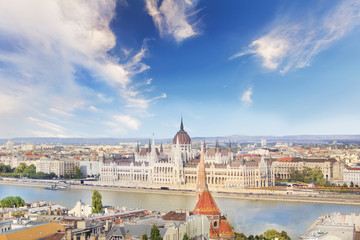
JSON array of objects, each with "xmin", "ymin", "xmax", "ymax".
[{"xmin": 1, "ymin": 0, "xmax": 360, "ymax": 139}]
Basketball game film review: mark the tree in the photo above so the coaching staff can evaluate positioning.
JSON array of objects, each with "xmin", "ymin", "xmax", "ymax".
[
  {"xmin": 92, "ymin": 190, "xmax": 103, "ymax": 214},
  {"xmin": 150, "ymin": 225, "xmax": 162, "ymax": 240},
  {"xmin": 234, "ymin": 232, "xmax": 247, "ymax": 240},
  {"xmin": 14, "ymin": 163, "xmax": 27, "ymax": 174},
  {"xmin": 0, "ymin": 196, "xmax": 25, "ymax": 208},
  {"xmin": 183, "ymin": 233, "xmax": 189, "ymax": 240},
  {"xmin": 142, "ymin": 234, "xmax": 148, "ymax": 240},
  {"xmin": 74, "ymin": 165, "xmax": 83, "ymax": 179},
  {"xmin": 264, "ymin": 229, "xmax": 290, "ymax": 240}
]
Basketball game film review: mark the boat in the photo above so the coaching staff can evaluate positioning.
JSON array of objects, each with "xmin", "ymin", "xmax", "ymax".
[{"xmin": 44, "ymin": 184, "xmax": 67, "ymax": 191}]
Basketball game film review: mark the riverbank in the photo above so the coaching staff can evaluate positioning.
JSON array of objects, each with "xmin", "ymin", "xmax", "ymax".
[{"xmin": 1, "ymin": 179, "xmax": 360, "ymax": 205}]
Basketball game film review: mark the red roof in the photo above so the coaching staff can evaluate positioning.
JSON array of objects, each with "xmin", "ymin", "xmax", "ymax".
[
  {"xmin": 347, "ymin": 168, "xmax": 360, "ymax": 171},
  {"xmin": 276, "ymin": 157, "xmax": 293, "ymax": 162},
  {"xmin": 193, "ymin": 187, "xmax": 220, "ymax": 215},
  {"xmin": 209, "ymin": 225, "xmax": 218, "ymax": 239},
  {"xmin": 219, "ymin": 219, "xmax": 235, "ymax": 237}
]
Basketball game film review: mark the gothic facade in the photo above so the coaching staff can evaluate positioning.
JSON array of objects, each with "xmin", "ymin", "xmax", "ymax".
[{"xmin": 99, "ymin": 119, "xmax": 275, "ymax": 191}]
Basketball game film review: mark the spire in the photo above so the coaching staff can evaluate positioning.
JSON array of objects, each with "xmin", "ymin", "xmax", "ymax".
[
  {"xmin": 196, "ymin": 151, "xmax": 207, "ymax": 201},
  {"xmin": 202, "ymin": 140, "xmax": 207, "ymax": 153},
  {"xmin": 216, "ymin": 140, "xmax": 220, "ymax": 153},
  {"xmin": 180, "ymin": 117, "xmax": 184, "ymax": 131},
  {"xmin": 152, "ymin": 133, "xmax": 155, "ymax": 147},
  {"xmin": 136, "ymin": 142, "xmax": 140, "ymax": 153},
  {"xmin": 228, "ymin": 140, "xmax": 232, "ymax": 153},
  {"xmin": 160, "ymin": 141, "xmax": 163, "ymax": 153},
  {"xmin": 148, "ymin": 139, "xmax": 151, "ymax": 152}
]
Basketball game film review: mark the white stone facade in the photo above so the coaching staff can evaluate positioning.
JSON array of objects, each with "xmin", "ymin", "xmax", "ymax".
[
  {"xmin": 343, "ymin": 167, "xmax": 360, "ymax": 186},
  {"xmin": 99, "ymin": 122, "xmax": 274, "ymax": 191}
]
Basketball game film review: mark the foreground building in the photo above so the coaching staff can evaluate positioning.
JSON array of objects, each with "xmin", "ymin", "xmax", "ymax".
[
  {"xmin": 99, "ymin": 119, "xmax": 274, "ymax": 191},
  {"xmin": 301, "ymin": 212, "xmax": 360, "ymax": 240},
  {"xmin": 193, "ymin": 152, "xmax": 235, "ymax": 240}
]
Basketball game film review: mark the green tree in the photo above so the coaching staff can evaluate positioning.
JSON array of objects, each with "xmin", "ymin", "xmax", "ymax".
[
  {"xmin": 247, "ymin": 235, "xmax": 255, "ymax": 240},
  {"xmin": 234, "ymin": 232, "xmax": 247, "ymax": 240},
  {"xmin": 0, "ymin": 196, "xmax": 25, "ymax": 208},
  {"xmin": 182, "ymin": 233, "xmax": 189, "ymax": 240},
  {"xmin": 342, "ymin": 183, "xmax": 348, "ymax": 188},
  {"xmin": 14, "ymin": 163, "xmax": 27, "ymax": 174},
  {"xmin": 92, "ymin": 190, "xmax": 103, "ymax": 214},
  {"xmin": 150, "ymin": 225, "xmax": 162, "ymax": 240},
  {"xmin": 0, "ymin": 163, "xmax": 6, "ymax": 173},
  {"xmin": 264, "ymin": 229, "xmax": 290, "ymax": 240},
  {"xmin": 280, "ymin": 231, "xmax": 291, "ymax": 240},
  {"xmin": 24, "ymin": 164, "xmax": 36, "ymax": 178},
  {"xmin": 142, "ymin": 234, "xmax": 148, "ymax": 240},
  {"xmin": 74, "ymin": 165, "xmax": 83, "ymax": 179}
]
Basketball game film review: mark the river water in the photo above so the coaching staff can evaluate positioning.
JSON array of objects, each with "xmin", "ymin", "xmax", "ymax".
[{"xmin": 0, "ymin": 184, "xmax": 359, "ymax": 239}]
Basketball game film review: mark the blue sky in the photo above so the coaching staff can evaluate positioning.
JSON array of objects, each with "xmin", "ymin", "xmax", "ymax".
[{"xmin": 0, "ymin": 0, "xmax": 360, "ymax": 139}]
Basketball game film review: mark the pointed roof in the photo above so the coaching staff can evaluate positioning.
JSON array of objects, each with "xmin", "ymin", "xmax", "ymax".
[
  {"xmin": 180, "ymin": 117, "xmax": 184, "ymax": 130},
  {"xmin": 193, "ymin": 185, "xmax": 220, "ymax": 215},
  {"xmin": 196, "ymin": 152, "xmax": 207, "ymax": 200},
  {"xmin": 209, "ymin": 224, "xmax": 219, "ymax": 239},
  {"xmin": 219, "ymin": 219, "xmax": 235, "ymax": 237}
]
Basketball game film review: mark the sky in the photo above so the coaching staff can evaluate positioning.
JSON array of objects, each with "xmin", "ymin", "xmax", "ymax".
[{"xmin": 1, "ymin": 0, "xmax": 360, "ymax": 139}]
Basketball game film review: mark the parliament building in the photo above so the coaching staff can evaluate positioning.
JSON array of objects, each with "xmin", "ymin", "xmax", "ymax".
[{"xmin": 99, "ymin": 119, "xmax": 275, "ymax": 191}]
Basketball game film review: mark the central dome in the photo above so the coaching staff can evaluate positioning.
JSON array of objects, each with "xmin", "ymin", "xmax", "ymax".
[{"xmin": 173, "ymin": 118, "xmax": 191, "ymax": 144}]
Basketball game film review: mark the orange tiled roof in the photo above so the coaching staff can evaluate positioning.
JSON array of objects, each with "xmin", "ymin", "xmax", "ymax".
[
  {"xmin": 209, "ymin": 224, "xmax": 218, "ymax": 239},
  {"xmin": 193, "ymin": 186, "xmax": 220, "ymax": 215},
  {"xmin": 276, "ymin": 157, "xmax": 293, "ymax": 162},
  {"xmin": 0, "ymin": 222, "xmax": 65, "ymax": 240},
  {"xmin": 25, "ymin": 154, "xmax": 45, "ymax": 159},
  {"xmin": 219, "ymin": 219, "xmax": 235, "ymax": 237}
]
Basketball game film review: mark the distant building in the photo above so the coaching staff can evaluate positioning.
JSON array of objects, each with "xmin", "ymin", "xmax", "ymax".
[
  {"xmin": 5, "ymin": 140, "xmax": 13, "ymax": 151},
  {"xmin": 343, "ymin": 167, "xmax": 360, "ymax": 186},
  {"xmin": 272, "ymin": 157, "xmax": 337, "ymax": 181},
  {"xmin": 79, "ymin": 160, "xmax": 100, "ymax": 177},
  {"xmin": 99, "ymin": 118, "xmax": 274, "ymax": 191}
]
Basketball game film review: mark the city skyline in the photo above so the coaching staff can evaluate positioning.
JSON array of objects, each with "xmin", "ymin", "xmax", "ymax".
[{"xmin": 1, "ymin": 0, "xmax": 360, "ymax": 139}]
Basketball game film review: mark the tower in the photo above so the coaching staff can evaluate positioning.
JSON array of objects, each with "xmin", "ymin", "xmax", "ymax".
[{"xmin": 196, "ymin": 146, "xmax": 207, "ymax": 201}]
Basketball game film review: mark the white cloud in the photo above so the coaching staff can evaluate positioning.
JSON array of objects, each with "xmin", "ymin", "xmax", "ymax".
[
  {"xmin": 241, "ymin": 88, "xmax": 253, "ymax": 107},
  {"xmin": 231, "ymin": 0, "xmax": 360, "ymax": 73},
  {"xmin": 28, "ymin": 117, "xmax": 66, "ymax": 134},
  {"xmin": 145, "ymin": 0, "xmax": 200, "ymax": 42},
  {"xmin": 0, "ymin": 0, "xmax": 165, "ymax": 137},
  {"xmin": 113, "ymin": 115, "xmax": 141, "ymax": 130}
]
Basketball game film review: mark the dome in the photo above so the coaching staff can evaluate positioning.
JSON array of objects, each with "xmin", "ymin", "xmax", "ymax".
[{"xmin": 173, "ymin": 118, "xmax": 191, "ymax": 144}]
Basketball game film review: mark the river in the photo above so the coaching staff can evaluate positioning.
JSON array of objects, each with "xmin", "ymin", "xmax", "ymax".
[{"xmin": 0, "ymin": 184, "xmax": 359, "ymax": 239}]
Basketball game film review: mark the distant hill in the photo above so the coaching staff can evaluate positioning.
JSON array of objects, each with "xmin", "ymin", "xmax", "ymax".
[{"xmin": 1, "ymin": 135, "xmax": 360, "ymax": 145}]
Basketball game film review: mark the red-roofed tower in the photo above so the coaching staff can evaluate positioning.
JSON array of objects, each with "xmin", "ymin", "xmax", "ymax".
[{"xmin": 196, "ymin": 148, "xmax": 207, "ymax": 201}]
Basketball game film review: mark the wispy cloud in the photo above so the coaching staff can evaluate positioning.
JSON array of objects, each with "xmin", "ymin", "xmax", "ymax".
[
  {"xmin": 0, "ymin": 0, "xmax": 164, "ymax": 137},
  {"xmin": 241, "ymin": 88, "xmax": 253, "ymax": 107},
  {"xmin": 145, "ymin": 0, "xmax": 200, "ymax": 42},
  {"xmin": 231, "ymin": 0, "xmax": 360, "ymax": 73},
  {"xmin": 103, "ymin": 115, "xmax": 141, "ymax": 134}
]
